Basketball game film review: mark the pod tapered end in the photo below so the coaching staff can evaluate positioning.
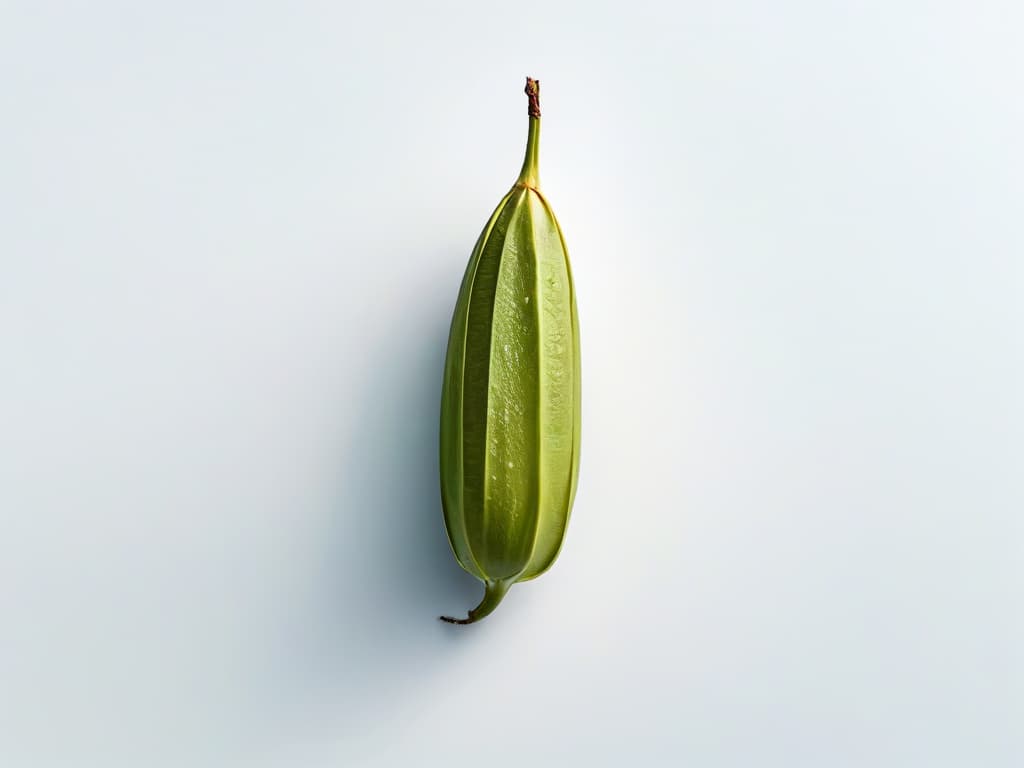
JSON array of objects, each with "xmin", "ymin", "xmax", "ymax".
[{"xmin": 439, "ymin": 578, "xmax": 514, "ymax": 626}]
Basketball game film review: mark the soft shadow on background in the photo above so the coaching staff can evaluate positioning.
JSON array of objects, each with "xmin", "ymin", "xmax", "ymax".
[{"xmin": 268, "ymin": 253, "xmax": 491, "ymax": 755}]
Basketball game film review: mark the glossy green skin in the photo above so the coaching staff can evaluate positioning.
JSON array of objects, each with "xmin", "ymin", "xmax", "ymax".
[{"xmin": 440, "ymin": 116, "xmax": 580, "ymax": 623}]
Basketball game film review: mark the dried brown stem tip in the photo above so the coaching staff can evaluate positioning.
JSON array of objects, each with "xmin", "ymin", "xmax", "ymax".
[{"xmin": 525, "ymin": 77, "xmax": 541, "ymax": 118}]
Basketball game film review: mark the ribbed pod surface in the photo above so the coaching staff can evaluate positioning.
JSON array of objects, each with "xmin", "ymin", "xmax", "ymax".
[{"xmin": 439, "ymin": 79, "xmax": 580, "ymax": 624}]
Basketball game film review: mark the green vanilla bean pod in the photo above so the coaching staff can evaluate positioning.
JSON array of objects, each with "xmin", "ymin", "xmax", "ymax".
[{"xmin": 439, "ymin": 78, "xmax": 581, "ymax": 625}]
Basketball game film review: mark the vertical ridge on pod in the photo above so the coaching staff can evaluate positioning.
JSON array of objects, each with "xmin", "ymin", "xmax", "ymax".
[
  {"xmin": 440, "ymin": 189, "xmax": 518, "ymax": 580},
  {"xmin": 542, "ymin": 192, "xmax": 583, "ymax": 522},
  {"xmin": 461, "ymin": 195, "xmax": 523, "ymax": 575},
  {"xmin": 475, "ymin": 191, "xmax": 541, "ymax": 580},
  {"xmin": 520, "ymin": 190, "xmax": 577, "ymax": 580}
]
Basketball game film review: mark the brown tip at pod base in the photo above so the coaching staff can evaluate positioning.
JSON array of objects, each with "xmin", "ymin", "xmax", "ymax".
[{"xmin": 525, "ymin": 77, "xmax": 541, "ymax": 118}]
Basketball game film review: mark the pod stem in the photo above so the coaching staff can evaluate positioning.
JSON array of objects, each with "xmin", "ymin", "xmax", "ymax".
[
  {"xmin": 516, "ymin": 77, "xmax": 541, "ymax": 189},
  {"xmin": 440, "ymin": 578, "xmax": 514, "ymax": 625}
]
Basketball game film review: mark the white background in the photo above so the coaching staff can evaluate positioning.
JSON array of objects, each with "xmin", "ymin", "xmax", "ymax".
[{"xmin": 2, "ymin": 2, "xmax": 1021, "ymax": 766}]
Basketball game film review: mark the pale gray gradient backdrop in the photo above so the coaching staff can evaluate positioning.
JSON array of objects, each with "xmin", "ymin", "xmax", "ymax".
[{"xmin": 1, "ymin": 2, "xmax": 1021, "ymax": 766}]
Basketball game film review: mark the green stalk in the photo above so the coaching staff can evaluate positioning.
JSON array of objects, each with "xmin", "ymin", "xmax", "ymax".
[{"xmin": 516, "ymin": 77, "xmax": 541, "ymax": 189}]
